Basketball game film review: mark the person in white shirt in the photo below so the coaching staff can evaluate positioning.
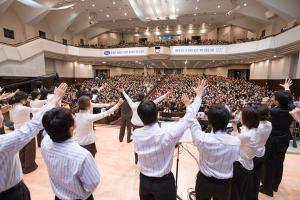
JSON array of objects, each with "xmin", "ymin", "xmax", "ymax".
[
  {"xmin": 133, "ymin": 80, "xmax": 207, "ymax": 200},
  {"xmin": 41, "ymin": 106, "xmax": 100, "ymax": 200},
  {"xmin": 0, "ymin": 83, "xmax": 67, "ymax": 200},
  {"xmin": 231, "ymin": 107, "xmax": 260, "ymax": 200},
  {"xmin": 121, "ymin": 90, "xmax": 170, "ymax": 164},
  {"xmin": 9, "ymin": 91, "xmax": 41, "ymax": 174},
  {"xmin": 74, "ymin": 95, "xmax": 123, "ymax": 157},
  {"xmin": 30, "ymin": 90, "xmax": 48, "ymax": 147},
  {"xmin": 190, "ymin": 104, "xmax": 240, "ymax": 200},
  {"xmin": 251, "ymin": 105, "xmax": 272, "ymax": 200}
]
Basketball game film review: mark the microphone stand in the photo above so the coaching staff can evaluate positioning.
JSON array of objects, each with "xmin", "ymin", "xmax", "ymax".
[{"xmin": 175, "ymin": 143, "xmax": 183, "ymax": 200}]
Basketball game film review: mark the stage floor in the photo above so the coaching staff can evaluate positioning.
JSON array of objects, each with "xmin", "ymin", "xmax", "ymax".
[{"xmin": 23, "ymin": 125, "xmax": 300, "ymax": 200}]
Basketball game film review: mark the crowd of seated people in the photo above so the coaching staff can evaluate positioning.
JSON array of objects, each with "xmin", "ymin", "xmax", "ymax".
[{"xmin": 149, "ymin": 74, "xmax": 272, "ymax": 113}]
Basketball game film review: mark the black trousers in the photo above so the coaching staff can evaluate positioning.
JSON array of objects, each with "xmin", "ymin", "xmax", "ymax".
[
  {"xmin": 195, "ymin": 171, "xmax": 232, "ymax": 200},
  {"xmin": 81, "ymin": 143, "xmax": 97, "ymax": 158},
  {"xmin": 36, "ymin": 130, "xmax": 44, "ymax": 147},
  {"xmin": 55, "ymin": 194, "xmax": 93, "ymax": 200},
  {"xmin": 139, "ymin": 172, "xmax": 176, "ymax": 200},
  {"xmin": 251, "ymin": 156, "xmax": 265, "ymax": 200},
  {"xmin": 0, "ymin": 181, "xmax": 31, "ymax": 200},
  {"xmin": 231, "ymin": 161, "xmax": 253, "ymax": 200},
  {"xmin": 19, "ymin": 138, "xmax": 38, "ymax": 174},
  {"xmin": 119, "ymin": 118, "xmax": 132, "ymax": 142},
  {"xmin": 0, "ymin": 126, "xmax": 5, "ymax": 134},
  {"xmin": 261, "ymin": 147, "xmax": 287, "ymax": 196}
]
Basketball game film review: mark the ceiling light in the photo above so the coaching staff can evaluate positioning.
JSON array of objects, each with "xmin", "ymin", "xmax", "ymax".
[
  {"xmin": 193, "ymin": 13, "xmax": 197, "ymax": 16},
  {"xmin": 184, "ymin": 60, "xmax": 188, "ymax": 65},
  {"xmin": 113, "ymin": 1, "xmax": 116, "ymax": 5},
  {"xmin": 88, "ymin": 16, "xmax": 91, "ymax": 19},
  {"xmin": 243, "ymin": 3, "xmax": 247, "ymax": 6},
  {"xmin": 195, "ymin": 7, "xmax": 198, "ymax": 10},
  {"xmin": 106, "ymin": 14, "xmax": 110, "ymax": 18},
  {"xmin": 217, "ymin": 5, "xmax": 221, "ymax": 8},
  {"xmin": 92, "ymin": 4, "xmax": 95, "ymax": 7},
  {"xmin": 102, "ymin": 61, "xmax": 106, "ymax": 64},
  {"xmin": 124, "ymin": 12, "xmax": 127, "ymax": 16},
  {"xmin": 273, "ymin": 55, "xmax": 277, "ymax": 58}
]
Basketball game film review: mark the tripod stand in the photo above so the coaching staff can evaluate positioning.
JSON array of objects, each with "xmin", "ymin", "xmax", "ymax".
[{"xmin": 175, "ymin": 143, "xmax": 183, "ymax": 200}]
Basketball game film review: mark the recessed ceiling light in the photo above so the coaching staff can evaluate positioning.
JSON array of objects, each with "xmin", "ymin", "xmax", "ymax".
[
  {"xmin": 217, "ymin": 5, "xmax": 221, "ymax": 8},
  {"xmin": 273, "ymin": 55, "xmax": 277, "ymax": 58},
  {"xmin": 195, "ymin": 7, "xmax": 198, "ymax": 10},
  {"xmin": 243, "ymin": 3, "xmax": 247, "ymax": 6},
  {"xmin": 193, "ymin": 13, "xmax": 197, "ymax": 16},
  {"xmin": 124, "ymin": 12, "xmax": 127, "ymax": 16},
  {"xmin": 102, "ymin": 61, "xmax": 106, "ymax": 64},
  {"xmin": 113, "ymin": 1, "xmax": 116, "ymax": 5},
  {"xmin": 92, "ymin": 4, "xmax": 95, "ymax": 7},
  {"xmin": 88, "ymin": 16, "xmax": 91, "ymax": 19},
  {"xmin": 106, "ymin": 14, "xmax": 110, "ymax": 18}
]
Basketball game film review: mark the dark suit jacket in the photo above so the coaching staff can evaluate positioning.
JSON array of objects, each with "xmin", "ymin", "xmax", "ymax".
[
  {"xmin": 266, "ymin": 105, "xmax": 294, "ymax": 151},
  {"xmin": 120, "ymin": 101, "xmax": 133, "ymax": 119}
]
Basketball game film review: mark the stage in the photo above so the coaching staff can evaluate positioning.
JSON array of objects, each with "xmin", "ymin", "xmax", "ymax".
[{"xmin": 23, "ymin": 124, "xmax": 300, "ymax": 200}]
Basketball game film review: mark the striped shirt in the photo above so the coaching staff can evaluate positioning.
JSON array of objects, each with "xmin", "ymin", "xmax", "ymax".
[
  {"xmin": 122, "ymin": 91, "xmax": 166, "ymax": 126},
  {"xmin": 10, "ymin": 103, "xmax": 40, "ymax": 129},
  {"xmin": 0, "ymin": 103, "xmax": 54, "ymax": 192},
  {"xmin": 133, "ymin": 97, "xmax": 202, "ymax": 177},
  {"xmin": 41, "ymin": 135, "xmax": 100, "ymax": 200},
  {"xmin": 191, "ymin": 121, "xmax": 240, "ymax": 179}
]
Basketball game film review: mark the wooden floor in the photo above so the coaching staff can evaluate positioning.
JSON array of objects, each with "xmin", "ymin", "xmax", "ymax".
[{"xmin": 23, "ymin": 125, "xmax": 300, "ymax": 200}]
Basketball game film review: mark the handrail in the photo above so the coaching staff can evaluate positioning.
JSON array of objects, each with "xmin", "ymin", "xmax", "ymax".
[{"xmin": 0, "ymin": 23, "xmax": 299, "ymax": 48}]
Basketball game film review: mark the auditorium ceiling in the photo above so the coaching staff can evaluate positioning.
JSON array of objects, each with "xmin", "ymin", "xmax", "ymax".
[{"xmin": 0, "ymin": 0, "xmax": 300, "ymax": 39}]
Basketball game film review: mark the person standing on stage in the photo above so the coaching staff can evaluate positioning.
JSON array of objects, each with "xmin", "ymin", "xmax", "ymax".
[
  {"xmin": 9, "ymin": 91, "xmax": 41, "ymax": 174},
  {"xmin": 74, "ymin": 95, "xmax": 123, "ymax": 157},
  {"xmin": 121, "ymin": 89, "xmax": 170, "ymax": 164},
  {"xmin": 119, "ymin": 91, "xmax": 133, "ymax": 143},
  {"xmin": 260, "ymin": 79, "xmax": 294, "ymax": 197},
  {"xmin": 190, "ymin": 104, "xmax": 240, "ymax": 200},
  {"xmin": 41, "ymin": 107, "xmax": 100, "ymax": 200},
  {"xmin": 0, "ymin": 83, "xmax": 67, "ymax": 200},
  {"xmin": 133, "ymin": 80, "xmax": 207, "ymax": 200},
  {"xmin": 231, "ymin": 107, "xmax": 260, "ymax": 200},
  {"xmin": 251, "ymin": 105, "xmax": 272, "ymax": 200}
]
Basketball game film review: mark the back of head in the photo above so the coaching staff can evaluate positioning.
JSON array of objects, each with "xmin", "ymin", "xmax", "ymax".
[
  {"xmin": 77, "ymin": 96, "xmax": 91, "ymax": 110},
  {"xmin": 9, "ymin": 91, "xmax": 28, "ymax": 105},
  {"xmin": 39, "ymin": 89, "xmax": 48, "ymax": 100},
  {"xmin": 31, "ymin": 91, "xmax": 40, "ymax": 100},
  {"xmin": 137, "ymin": 100, "xmax": 157, "ymax": 125},
  {"xmin": 274, "ymin": 90, "xmax": 292, "ymax": 106},
  {"xmin": 42, "ymin": 108, "xmax": 74, "ymax": 142},
  {"xmin": 241, "ymin": 107, "xmax": 259, "ymax": 129},
  {"xmin": 207, "ymin": 104, "xmax": 230, "ymax": 132},
  {"xmin": 256, "ymin": 104, "xmax": 270, "ymax": 121}
]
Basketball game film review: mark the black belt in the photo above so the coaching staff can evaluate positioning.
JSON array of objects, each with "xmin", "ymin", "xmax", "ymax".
[
  {"xmin": 140, "ymin": 172, "xmax": 173, "ymax": 180},
  {"xmin": 198, "ymin": 172, "xmax": 231, "ymax": 183},
  {"xmin": 0, "ymin": 180, "xmax": 24, "ymax": 195}
]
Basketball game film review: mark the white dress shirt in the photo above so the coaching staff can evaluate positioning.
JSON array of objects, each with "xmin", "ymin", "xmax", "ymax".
[
  {"xmin": 255, "ymin": 121, "xmax": 272, "ymax": 157},
  {"xmin": 41, "ymin": 135, "xmax": 100, "ymax": 200},
  {"xmin": 191, "ymin": 121, "xmax": 240, "ymax": 179},
  {"xmin": 122, "ymin": 91, "xmax": 166, "ymax": 126},
  {"xmin": 133, "ymin": 97, "xmax": 202, "ymax": 177},
  {"xmin": 74, "ymin": 104, "xmax": 120, "ymax": 146},
  {"xmin": 0, "ymin": 103, "xmax": 54, "ymax": 192},
  {"xmin": 10, "ymin": 103, "xmax": 40, "ymax": 129},
  {"xmin": 237, "ymin": 127, "xmax": 258, "ymax": 170}
]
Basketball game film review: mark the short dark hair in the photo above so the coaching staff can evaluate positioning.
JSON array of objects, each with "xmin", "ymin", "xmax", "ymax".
[
  {"xmin": 42, "ymin": 108, "xmax": 74, "ymax": 142},
  {"xmin": 9, "ymin": 91, "xmax": 28, "ymax": 104},
  {"xmin": 274, "ymin": 90, "xmax": 292, "ymax": 106},
  {"xmin": 137, "ymin": 100, "xmax": 157, "ymax": 125},
  {"xmin": 31, "ymin": 91, "xmax": 40, "ymax": 100},
  {"xmin": 256, "ymin": 104, "xmax": 270, "ymax": 121},
  {"xmin": 77, "ymin": 96, "xmax": 91, "ymax": 110},
  {"xmin": 241, "ymin": 107, "xmax": 259, "ymax": 129},
  {"xmin": 207, "ymin": 104, "xmax": 230, "ymax": 132}
]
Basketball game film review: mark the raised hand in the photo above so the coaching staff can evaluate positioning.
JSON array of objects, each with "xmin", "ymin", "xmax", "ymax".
[
  {"xmin": 49, "ymin": 83, "xmax": 68, "ymax": 106},
  {"xmin": 117, "ymin": 98, "xmax": 124, "ymax": 106},
  {"xmin": 0, "ymin": 92, "xmax": 13, "ymax": 100},
  {"xmin": 193, "ymin": 79, "xmax": 208, "ymax": 97},
  {"xmin": 165, "ymin": 91, "xmax": 172, "ymax": 98},
  {"xmin": 280, "ymin": 78, "xmax": 292, "ymax": 90},
  {"xmin": 181, "ymin": 94, "xmax": 192, "ymax": 106},
  {"xmin": 0, "ymin": 105, "xmax": 12, "ymax": 127}
]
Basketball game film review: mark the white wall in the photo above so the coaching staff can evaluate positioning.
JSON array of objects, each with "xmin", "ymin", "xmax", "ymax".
[
  {"xmin": 49, "ymin": 60, "xmax": 94, "ymax": 78},
  {"xmin": 0, "ymin": 53, "xmax": 46, "ymax": 76}
]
